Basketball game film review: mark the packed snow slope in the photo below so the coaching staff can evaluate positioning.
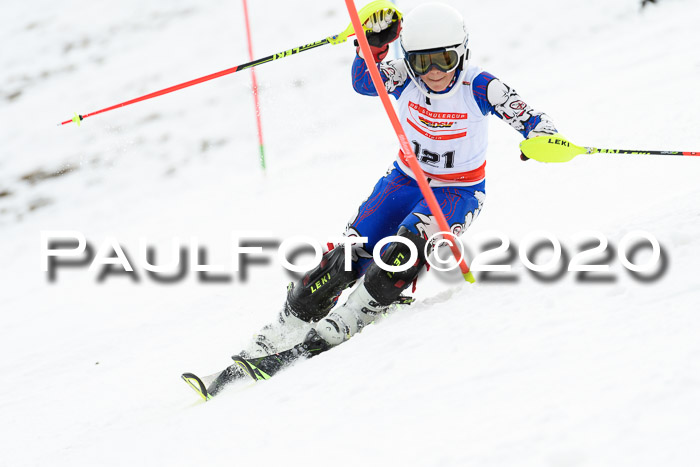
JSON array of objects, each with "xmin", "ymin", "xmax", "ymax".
[{"xmin": 1, "ymin": 0, "xmax": 699, "ymax": 466}]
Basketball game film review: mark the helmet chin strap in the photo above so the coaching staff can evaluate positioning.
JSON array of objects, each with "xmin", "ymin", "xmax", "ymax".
[
  {"xmin": 405, "ymin": 48, "xmax": 470, "ymax": 103},
  {"xmin": 414, "ymin": 61, "xmax": 468, "ymax": 102}
]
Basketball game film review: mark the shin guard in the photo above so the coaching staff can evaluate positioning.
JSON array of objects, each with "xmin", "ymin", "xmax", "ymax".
[
  {"xmin": 363, "ymin": 226, "xmax": 428, "ymax": 306},
  {"xmin": 285, "ymin": 245, "xmax": 358, "ymax": 323}
]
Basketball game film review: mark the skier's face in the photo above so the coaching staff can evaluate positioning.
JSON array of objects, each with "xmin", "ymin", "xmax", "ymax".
[{"xmin": 421, "ymin": 68, "xmax": 456, "ymax": 92}]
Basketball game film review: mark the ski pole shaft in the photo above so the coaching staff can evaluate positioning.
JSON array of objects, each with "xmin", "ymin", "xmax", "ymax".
[
  {"xmin": 345, "ymin": 0, "xmax": 475, "ymax": 283},
  {"xmin": 59, "ymin": 39, "xmax": 330, "ymax": 126},
  {"xmin": 589, "ymin": 148, "xmax": 699, "ymax": 156},
  {"xmin": 59, "ymin": 0, "xmax": 400, "ymax": 127}
]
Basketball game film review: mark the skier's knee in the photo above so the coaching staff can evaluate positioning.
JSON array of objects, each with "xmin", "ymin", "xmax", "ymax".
[
  {"xmin": 364, "ymin": 226, "xmax": 428, "ymax": 306},
  {"xmin": 285, "ymin": 245, "xmax": 358, "ymax": 322}
]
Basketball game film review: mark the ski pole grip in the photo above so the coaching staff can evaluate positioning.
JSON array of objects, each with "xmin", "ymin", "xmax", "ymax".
[{"xmin": 330, "ymin": 0, "xmax": 402, "ymax": 44}]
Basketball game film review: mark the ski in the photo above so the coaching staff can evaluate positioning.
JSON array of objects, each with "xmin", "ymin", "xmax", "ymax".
[
  {"xmin": 181, "ymin": 363, "xmax": 249, "ymax": 401},
  {"xmin": 182, "ymin": 298, "xmax": 414, "ymax": 400},
  {"xmin": 181, "ymin": 372, "xmax": 214, "ymax": 401},
  {"xmin": 182, "ymin": 331, "xmax": 330, "ymax": 400},
  {"xmin": 231, "ymin": 347, "xmax": 305, "ymax": 381}
]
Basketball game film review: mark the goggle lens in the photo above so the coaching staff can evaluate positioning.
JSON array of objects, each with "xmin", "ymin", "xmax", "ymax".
[{"xmin": 407, "ymin": 49, "xmax": 460, "ymax": 75}]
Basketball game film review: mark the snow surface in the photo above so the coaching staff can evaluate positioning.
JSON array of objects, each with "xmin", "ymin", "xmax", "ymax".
[{"xmin": 1, "ymin": 0, "xmax": 699, "ymax": 466}]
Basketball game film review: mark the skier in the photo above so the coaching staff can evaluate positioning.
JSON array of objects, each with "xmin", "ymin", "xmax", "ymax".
[
  {"xmin": 184, "ymin": 2, "xmax": 558, "ymax": 396},
  {"xmin": 241, "ymin": 1, "xmax": 556, "ymax": 353}
]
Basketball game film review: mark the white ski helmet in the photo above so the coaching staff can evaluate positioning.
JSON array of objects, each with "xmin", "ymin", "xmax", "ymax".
[{"xmin": 400, "ymin": 3, "xmax": 470, "ymax": 100}]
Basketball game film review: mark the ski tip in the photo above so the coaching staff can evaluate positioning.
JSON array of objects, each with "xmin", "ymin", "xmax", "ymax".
[
  {"xmin": 181, "ymin": 372, "xmax": 211, "ymax": 401},
  {"xmin": 231, "ymin": 355, "xmax": 271, "ymax": 381},
  {"xmin": 231, "ymin": 356, "xmax": 259, "ymax": 381}
]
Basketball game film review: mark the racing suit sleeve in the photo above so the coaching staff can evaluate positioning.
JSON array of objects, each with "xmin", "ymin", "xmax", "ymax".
[
  {"xmin": 472, "ymin": 71, "xmax": 557, "ymax": 138},
  {"xmin": 351, "ymin": 54, "xmax": 411, "ymax": 99}
]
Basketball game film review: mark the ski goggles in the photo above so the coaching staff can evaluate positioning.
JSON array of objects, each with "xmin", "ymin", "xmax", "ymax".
[{"xmin": 405, "ymin": 47, "xmax": 461, "ymax": 75}]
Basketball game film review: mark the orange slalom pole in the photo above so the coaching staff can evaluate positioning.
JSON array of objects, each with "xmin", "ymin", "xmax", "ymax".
[
  {"xmin": 242, "ymin": 0, "xmax": 266, "ymax": 170},
  {"xmin": 344, "ymin": 0, "xmax": 475, "ymax": 283}
]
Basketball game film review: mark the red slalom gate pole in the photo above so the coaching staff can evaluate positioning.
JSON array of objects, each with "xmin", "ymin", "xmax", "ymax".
[
  {"xmin": 242, "ymin": 0, "xmax": 267, "ymax": 170},
  {"xmin": 344, "ymin": 0, "xmax": 475, "ymax": 283}
]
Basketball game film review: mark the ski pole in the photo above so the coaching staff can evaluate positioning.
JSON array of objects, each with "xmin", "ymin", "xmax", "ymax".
[
  {"xmin": 59, "ymin": 0, "xmax": 400, "ymax": 127},
  {"xmin": 520, "ymin": 134, "xmax": 699, "ymax": 163},
  {"xmin": 345, "ymin": 0, "xmax": 475, "ymax": 283}
]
